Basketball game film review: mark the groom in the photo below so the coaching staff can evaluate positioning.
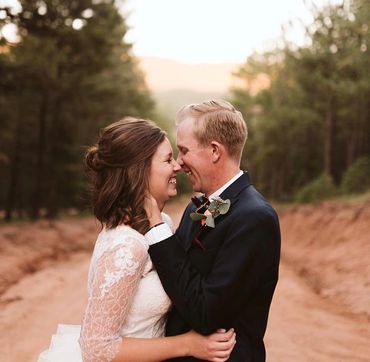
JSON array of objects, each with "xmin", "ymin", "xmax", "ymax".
[{"xmin": 146, "ymin": 99, "xmax": 281, "ymax": 361}]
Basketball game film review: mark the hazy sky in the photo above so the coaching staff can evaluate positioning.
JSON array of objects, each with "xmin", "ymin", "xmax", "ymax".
[
  {"xmin": 1, "ymin": 0, "xmax": 343, "ymax": 64},
  {"xmin": 123, "ymin": 0, "xmax": 342, "ymax": 64}
]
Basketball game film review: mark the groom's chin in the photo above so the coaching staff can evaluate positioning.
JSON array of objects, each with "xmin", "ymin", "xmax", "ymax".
[
  {"xmin": 191, "ymin": 186, "xmax": 201, "ymax": 193},
  {"xmin": 187, "ymin": 178, "xmax": 201, "ymax": 193}
]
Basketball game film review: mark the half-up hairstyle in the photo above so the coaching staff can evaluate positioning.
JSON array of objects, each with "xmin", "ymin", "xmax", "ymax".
[{"xmin": 85, "ymin": 117, "xmax": 166, "ymax": 234}]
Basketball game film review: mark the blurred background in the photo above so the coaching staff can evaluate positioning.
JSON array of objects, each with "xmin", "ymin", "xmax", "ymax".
[{"xmin": 0, "ymin": 0, "xmax": 369, "ymax": 361}]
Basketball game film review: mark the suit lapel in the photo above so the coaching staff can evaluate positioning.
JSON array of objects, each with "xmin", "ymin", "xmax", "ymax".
[
  {"xmin": 181, "ymin": 172, "xmax": 252, "ymax": 252},
  {"xmin": 205, "ymin": 171, "xmax": 252, "ymax": 228},
  {"xmin": 218, "ymin": 171, "xmax": 252, "ymax": 202},
  {"xmin": 177, "ymin": 202, "xmax": 202, "ymax": 252}
]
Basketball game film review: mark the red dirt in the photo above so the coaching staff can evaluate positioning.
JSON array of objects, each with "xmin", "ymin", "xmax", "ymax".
[{"xmin": 0, "ymin": 197, "xmax": 369, "ymax": 362}]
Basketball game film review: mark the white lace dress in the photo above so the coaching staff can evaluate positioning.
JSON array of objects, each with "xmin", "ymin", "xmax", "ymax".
[{"xmin": 38, "ymin": 214, "xmax": 172, "ymax": 362}]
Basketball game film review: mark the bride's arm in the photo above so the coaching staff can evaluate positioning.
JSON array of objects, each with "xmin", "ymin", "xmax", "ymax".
[
  {"xmin": 113, "ymin": 329, "xmax": 235, "ymax": 362},
  {"xmin": 79, "ymin": 235, "xmax": 235, "ymax": 362}
]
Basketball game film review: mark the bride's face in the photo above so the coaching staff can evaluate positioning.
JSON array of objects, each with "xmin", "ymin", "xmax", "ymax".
[{"xmin": 149, "ymin": 138, "xmax": 181, "ymax": 209}]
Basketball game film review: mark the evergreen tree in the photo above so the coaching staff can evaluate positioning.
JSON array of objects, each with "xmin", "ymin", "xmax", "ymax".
[
  {"xmin": 0, "ymin": 0, "xmax": 154, "ymax": 220},
  {"xmin": 231, "ymin": 0, "xmax": 369, "ymax": 201}
]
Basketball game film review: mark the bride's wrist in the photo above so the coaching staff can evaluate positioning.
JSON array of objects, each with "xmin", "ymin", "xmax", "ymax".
[
  {"xmin": 146, "ymin": 221, "xmax": 164, "ymax": 233},
  {"xmin": 145, "ymin": 210, "xmax": 162, "ymax": 227},
  {"xmin": 147, "ymin": 212, "xmax": 163, "ymax": 227},
  {"xmin": 181, "ymin": 332, "xmax": 192, "ymax": 357}
]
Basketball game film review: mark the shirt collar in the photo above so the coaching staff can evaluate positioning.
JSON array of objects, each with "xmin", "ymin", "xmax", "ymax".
[{"xmin": 208, "ymin": 170, "xmax": 243, "ymax": 200}]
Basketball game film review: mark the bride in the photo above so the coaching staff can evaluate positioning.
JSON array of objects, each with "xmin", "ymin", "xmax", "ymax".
[{"xmin": 38, "ymin": 117, "xmax": 235, "ymax": 362}]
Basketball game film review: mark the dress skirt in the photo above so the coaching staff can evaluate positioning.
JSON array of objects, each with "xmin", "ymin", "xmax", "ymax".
[{"xmin": 37, "ymin": 324, "xmax": 82, "ymax": 362}]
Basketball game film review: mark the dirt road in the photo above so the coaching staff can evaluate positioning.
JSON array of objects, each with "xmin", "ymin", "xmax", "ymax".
[
  {"xmin": 0, "ymin": 199, "xmax": 369, "ymax": 361},
  {"xmin": 1, "ymin": 254, "xmax": 369, "ymax": 362},
  {"xmin": 0, "ymin": 252, "xmax": 89, "ymax": 362}
]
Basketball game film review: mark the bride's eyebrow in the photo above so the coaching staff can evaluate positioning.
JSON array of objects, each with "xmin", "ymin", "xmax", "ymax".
[{"xmin": 163, "ymin": 152, "xmax": 173, "ymax": 159}]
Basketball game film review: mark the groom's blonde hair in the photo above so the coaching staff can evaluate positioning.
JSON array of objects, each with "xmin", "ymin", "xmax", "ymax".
[{"xmin": 176, "ymin": 99, "xmax": 247, "ymax": 162}]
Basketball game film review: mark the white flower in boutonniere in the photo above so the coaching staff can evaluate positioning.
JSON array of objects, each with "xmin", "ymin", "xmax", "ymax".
[{"xmin": 190, "ymin": 197, "xmax": 231, "ymax": 228}]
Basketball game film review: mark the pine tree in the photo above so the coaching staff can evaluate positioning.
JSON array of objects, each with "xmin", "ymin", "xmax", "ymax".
[{"xmin": 0, "ymin": 0, "xmax": 154, "ymax": 220}]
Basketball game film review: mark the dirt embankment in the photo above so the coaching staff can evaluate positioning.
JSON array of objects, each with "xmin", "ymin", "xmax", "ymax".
[
  {"xmin": 279, "ymin": 197, "xmax": 370, "ymax": 317},
  {"xmin": 0, "ymin": 202, "xmax": 184, "ymax": 298},
  {"xmin": 0, "ymin": 218, "xmax": 99, "ymax": 296}
]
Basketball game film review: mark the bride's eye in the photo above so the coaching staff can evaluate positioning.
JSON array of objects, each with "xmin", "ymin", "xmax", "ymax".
[{"xmin": 166, "ymin": 158, "xmax": 173, "ymax": 164}]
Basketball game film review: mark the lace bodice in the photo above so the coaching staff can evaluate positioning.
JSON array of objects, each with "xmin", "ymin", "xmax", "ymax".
[{"xmin": 79, "ymin": 215, "xmax": 172, "ymax": 362}]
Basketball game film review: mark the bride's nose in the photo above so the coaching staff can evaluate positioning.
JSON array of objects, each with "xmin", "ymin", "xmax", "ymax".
[{"xmin": 172, "ymin": 159, "xmax": 181, "ymax": 172}]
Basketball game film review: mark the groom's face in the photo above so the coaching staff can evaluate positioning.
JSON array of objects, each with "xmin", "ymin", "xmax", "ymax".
[{"xmin": 176, "ymin": 117, "xmax": 213, "ymax": 194}]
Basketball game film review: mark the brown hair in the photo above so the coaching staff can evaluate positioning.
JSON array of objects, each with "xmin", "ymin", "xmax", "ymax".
[
  {"xmin": 85, "ymin": 117, "xmax": 166, "ymax": 234},
  {"xmin": 176, "ymin": 99, "xmax": 247, "ymax": 162}
]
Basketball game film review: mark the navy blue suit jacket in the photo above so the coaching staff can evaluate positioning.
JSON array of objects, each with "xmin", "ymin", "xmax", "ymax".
[{"xmin": 149, "ymin": 172, "xmax": 281, "ymax": 361}]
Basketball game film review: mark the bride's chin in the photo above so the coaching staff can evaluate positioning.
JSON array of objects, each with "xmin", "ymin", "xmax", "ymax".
[{"xmin": 169, "ymin": 190, "xmax": 177, "ymax": 198}]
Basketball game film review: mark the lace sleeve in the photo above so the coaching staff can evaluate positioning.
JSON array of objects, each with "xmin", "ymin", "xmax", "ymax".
[{"xmin": 79, "ymin": 235, "xmax": 148, "ymax": 362}]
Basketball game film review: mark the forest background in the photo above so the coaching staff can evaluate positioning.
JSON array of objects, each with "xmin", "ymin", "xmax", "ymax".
[{"xmin": 0, "ymin": 0, "xmax": 369, "ymax": 222}]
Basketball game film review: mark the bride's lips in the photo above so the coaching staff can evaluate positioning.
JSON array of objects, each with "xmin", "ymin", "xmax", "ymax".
[{"xmin": 168, "ymin": 176, "xmax": 177, "ymax": 185}]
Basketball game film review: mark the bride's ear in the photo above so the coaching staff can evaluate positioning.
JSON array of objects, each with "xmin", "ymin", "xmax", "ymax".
[{"xmin": 210, "ymin": 142, "xmax": 222, "ymax": 163}]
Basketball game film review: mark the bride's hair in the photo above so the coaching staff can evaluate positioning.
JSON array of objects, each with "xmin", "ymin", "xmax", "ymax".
[{"xmin": 85, "ymin": 117, "xmax": 166, "ymax": 234}]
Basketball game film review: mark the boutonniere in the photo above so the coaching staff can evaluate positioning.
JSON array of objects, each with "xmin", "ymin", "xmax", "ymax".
[{"xmin": 190, "ymin": 197, "xmax": 231, "ymax": 228}]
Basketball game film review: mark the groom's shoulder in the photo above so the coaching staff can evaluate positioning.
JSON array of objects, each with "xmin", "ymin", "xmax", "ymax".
[{"xmin": 237, "ymin": 186, "xmax": 278, "ymax": 221}]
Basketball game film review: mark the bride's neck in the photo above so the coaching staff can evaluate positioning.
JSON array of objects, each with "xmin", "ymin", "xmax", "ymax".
[{"xmin": 157, "ymin": 200, "xmax": 165, "ymax": 212}]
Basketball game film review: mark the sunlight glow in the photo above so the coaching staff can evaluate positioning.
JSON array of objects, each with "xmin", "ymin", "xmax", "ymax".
[{"xmin": 123, "ymin": 0, "xmax": 343, "ymax": 64}]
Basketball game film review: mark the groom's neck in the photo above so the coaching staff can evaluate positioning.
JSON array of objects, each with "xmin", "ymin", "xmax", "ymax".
[{"xmin": 204, "ymin": 165, "xmax": 241, "ymax": 197}]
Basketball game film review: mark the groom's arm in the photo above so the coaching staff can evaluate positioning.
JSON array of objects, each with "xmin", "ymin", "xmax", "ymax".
[{"xmin": 148, "ymin": 207, "xmax": 280, "ymax": 335}]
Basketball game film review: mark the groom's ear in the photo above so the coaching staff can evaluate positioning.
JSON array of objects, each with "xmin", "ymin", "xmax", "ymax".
[{"xmin": 210, "ymin": 141, "xmax": 223, "ymax": 163}]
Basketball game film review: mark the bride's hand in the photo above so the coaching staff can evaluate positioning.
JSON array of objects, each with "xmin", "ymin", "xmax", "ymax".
[
  {"xmin": 144, "ymin": 194, "xmax": 162, "ymax": 227},
  {"xmin": 185, "ymin": 328, "xmax": 236, "ymax": 362}
]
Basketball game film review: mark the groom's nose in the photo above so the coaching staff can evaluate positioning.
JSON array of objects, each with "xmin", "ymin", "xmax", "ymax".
[{"xmin": 176, "ymin": 154, "xmax": 184, "ymax": 166}]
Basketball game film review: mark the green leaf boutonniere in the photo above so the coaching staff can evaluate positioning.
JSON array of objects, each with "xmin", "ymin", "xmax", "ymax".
[{"xmin": 190, "ymin": 197, "xmax": 231, "ymax": 228}]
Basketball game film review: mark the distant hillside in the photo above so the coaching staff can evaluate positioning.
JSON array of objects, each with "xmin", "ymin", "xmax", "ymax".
[
  {"xmin": 137, "ymin": 56, "xmax": 269, "ymax": 132},
  {"xmin": 154, "ymin": 88, "xmax": 226, "ymax": 126},
  {"xmin": 138, "ymin": 56, "xmax": 240, "ymax": 93}
]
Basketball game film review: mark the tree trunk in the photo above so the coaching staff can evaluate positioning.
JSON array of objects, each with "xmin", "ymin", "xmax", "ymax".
[
  {"xmin": 5, "ymin": 112, "xmax": 23, "ymax": 221},
  {"xmin": 324, "ymin": 96, "xmax": 334, "ymax": 177},
  {"xmin": 30, "ymin": 91, "xmax": 48, "ymax": 220},
  {"xmin": 358, "ymin": 95, "xmax": 370, "ymax": 156},
  {"xmin": 346, "ymin": 95, "xmax": 368, "ymax": 168},
  {"xmin": 346, "ymin": 131, "xmax": 357, "ymax": 168},
  {"xmin": 46, "ymin": 95, "xmax": 61, "ymax": 219}
]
